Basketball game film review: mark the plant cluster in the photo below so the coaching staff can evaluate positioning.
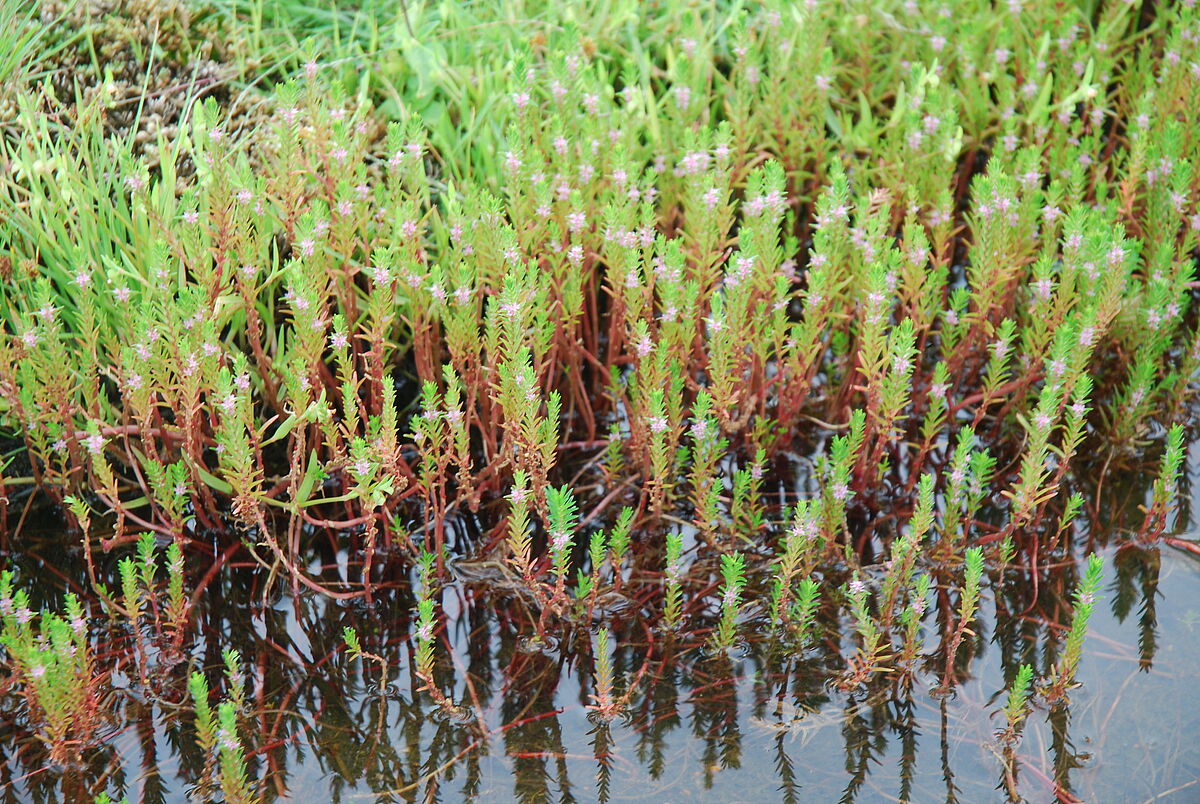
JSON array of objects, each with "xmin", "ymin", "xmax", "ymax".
[{"xmin": 0, "ymin": 0, "xmax": 1197, "ymax": 800}]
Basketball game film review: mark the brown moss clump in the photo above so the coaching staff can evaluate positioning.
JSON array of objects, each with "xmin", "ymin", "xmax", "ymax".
[{"xmin": 32, "ymin": 0, "xmax": 241, "ymax": 173}]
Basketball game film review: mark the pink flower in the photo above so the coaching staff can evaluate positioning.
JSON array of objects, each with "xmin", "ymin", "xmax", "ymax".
[
  {"xmin": 722, "ymin": 586, "xmax": 739, "ymax": 609},
  {"xmin": 551, "ymin": 530, "xmax": 572, "ymax": 552},
  {"xmin": 672, "ymin": 85, "xmax": 691, "ymax": 111},
  {"xmin": 414, "ymin": 621, "xmax": 434, "ymax": 643}
]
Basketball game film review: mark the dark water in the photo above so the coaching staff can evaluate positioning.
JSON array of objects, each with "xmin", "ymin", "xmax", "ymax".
[{"xmin": 3, "ymin": 453, "xmax": 1200, "ymax": 803}]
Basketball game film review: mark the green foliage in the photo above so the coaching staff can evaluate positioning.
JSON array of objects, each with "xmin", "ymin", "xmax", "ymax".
[
  {"xmin": 1046, "ymin": 554, "xmax": 1105, "ymax": 702},
  {"xmin": 0, "ymin": 0, "xmax": 1196, "ymax": 789},
  {"xmin": 710, "ymin": 552, "xmax": 746, "ymax": 652},
  {"xmin": 1000, "ymin": 663, "xmax": 1036, "ymax": 744}
]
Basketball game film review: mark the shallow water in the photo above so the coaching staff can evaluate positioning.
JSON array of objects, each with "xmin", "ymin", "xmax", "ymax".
[{"xmin": 3, "ymin": 456, "xmax": 1200, "ymax": 804}]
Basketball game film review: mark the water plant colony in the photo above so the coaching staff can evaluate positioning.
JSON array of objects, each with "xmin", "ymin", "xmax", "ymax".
[{"xmin": 1, "ymin": 0, "xmax": 1198, "ymax": 801}]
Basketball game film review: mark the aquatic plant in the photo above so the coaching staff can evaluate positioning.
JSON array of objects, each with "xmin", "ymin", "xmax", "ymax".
[
  {"xmin": 588, "ymin": 627, "xmax": 618, "ymax": 719},
  {"xmin": 939, "ymin": 547, "xmax": 985, "ymax": 693},
  {"xmin": 998, "ymin": 663, "xmax": 1036, "ymax": 747},
  {"xmin": 1144, "ymin": 424, "xmax": 1187, "ymax": 539},
  {"xmin": 661, "ymin": 531, "xmax": 685, "ymax": 630},
  {"xmin": 710, "ymin": 552, "xmax": 747, "ymax": 653},
  {"xmin": 841, "ymin": 572, "xmax": 887, "ymax": 689},
  {"xmin": 216, "ymin": 699, "xmax": 257, "ymax": 804},
  {"xmin": 0, "ymin": 0, "xmax": 1197, "ymax": 799},
  {"xmin": 343, "ymin": 625, "xmax": 388, "ymax": 687},
  {"xmin": 1044, "ymin": 554, "xmax": 1105, "ymax": 703},
  {"xmin": 0, "ymin": 573, "xmax": 105, "ymax": 765},
  {"xmin": 189, "ymin": 666, "xmax": 259, "ymax": 804}
]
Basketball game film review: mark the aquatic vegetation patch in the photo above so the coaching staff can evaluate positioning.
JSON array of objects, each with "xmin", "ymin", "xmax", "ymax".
[{"xmin": 0, "ymin": 0, "xmax": 1199, "ymax": 801}]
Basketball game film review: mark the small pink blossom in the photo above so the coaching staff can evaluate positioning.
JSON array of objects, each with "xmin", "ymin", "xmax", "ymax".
[{"xmin": 672, "ymin": 85, "xmax": 692, "ymax": 111}]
